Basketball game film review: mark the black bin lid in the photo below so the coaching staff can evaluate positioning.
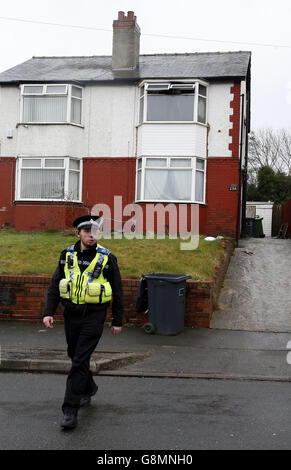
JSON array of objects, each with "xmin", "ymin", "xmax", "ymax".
[{"xmin": 144, "ymin": 273, "xmax": 192, "ymax": 283}]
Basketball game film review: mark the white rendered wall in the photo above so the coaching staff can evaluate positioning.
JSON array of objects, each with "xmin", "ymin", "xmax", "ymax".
[
  {"xmin": 0, "ymin": 84, "xmax": 137, "ymax": 159},
  {"xmin": 0, "ymin": 81, "xmax": 235, "ymax": 160},
  {"xmin": 85, "ymin": 84, "xmax": 137, "ymax": 158},
  {"xmin": 207, "ymin": 82, "xmax": 234, "ymax": 158}
]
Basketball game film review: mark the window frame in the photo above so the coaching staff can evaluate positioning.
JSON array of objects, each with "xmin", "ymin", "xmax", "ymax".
[
  {"xmin": 16, "ymin": 156, "xmax": 83, "ymax": 202},
  {"xmin": 138, "ymin": 80, "xmax": 208, "ymax": 125},
  {"xmin": 20, "ymin": 84, "xmax": 83, "ymax": 126},
  {"xmin": 135, "ymin": 156, "xmax": 206, "ymax": 204}
]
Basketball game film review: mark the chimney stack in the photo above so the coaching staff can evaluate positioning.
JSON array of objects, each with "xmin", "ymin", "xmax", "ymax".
[{"xmin": 112, "ymin": 11, "xmax": 140, "ymax": 69}]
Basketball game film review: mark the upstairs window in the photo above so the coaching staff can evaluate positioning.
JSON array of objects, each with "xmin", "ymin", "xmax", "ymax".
[
  {"xmin": 20, "ymin": 84, "xmax": 83, "ymax": 125},
  {"xmin": 139, "ymin": 82, "xmax": 207, "ymax": 124}
]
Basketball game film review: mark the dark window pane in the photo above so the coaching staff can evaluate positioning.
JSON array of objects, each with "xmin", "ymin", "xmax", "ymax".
[
  {"xmin": 139, "ymin": 96, "xmax": 144, "ymax": 123},
  {"xmin": 199, "ymin": 85, "xmax": 207, "ymax": 97},
  {"xmin": 147, "ymin": 94, "xmax": 194, "ymax": 121},
  {"xmin": 195, "ymin": 170, "xmax": 204, "ymax": 202},
  {"xmin": 198, "ymin": 96, "xmax": 206, "ymax": 123},
  {"xmin": 71, "ymin": 97, "xmax": 81, "ymax": 124}
]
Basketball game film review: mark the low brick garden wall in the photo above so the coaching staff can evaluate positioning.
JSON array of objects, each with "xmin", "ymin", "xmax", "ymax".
[{"xmin": 0, "ymin": 240, "xmax": 234, "ymax": 328}]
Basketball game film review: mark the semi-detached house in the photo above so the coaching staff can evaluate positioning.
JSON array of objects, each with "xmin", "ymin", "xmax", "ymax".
[{"xmin": 0, "ymin": 11, "xmax": 251, "ymax": 239}]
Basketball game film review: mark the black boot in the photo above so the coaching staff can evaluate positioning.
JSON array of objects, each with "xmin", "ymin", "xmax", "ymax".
[
  {"xmin": 79, "ymin": 395, "xmax": 91, "ymax": 407},
  {"xmin": 61, "ymin": 408, "xmax": 78, "ymax": 430},
  {"xmin": 80, "ymin": 384, "xmax": 98, "ymax": 407}
]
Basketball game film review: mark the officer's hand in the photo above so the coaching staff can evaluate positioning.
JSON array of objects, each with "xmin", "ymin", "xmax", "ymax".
[
  {"xmin": 110, "ymin": 326, "xmax": 122, "ymax": 335},
  {"xmin": 43, "ymin": 316, "xmax": 54, "ymax": 329}
]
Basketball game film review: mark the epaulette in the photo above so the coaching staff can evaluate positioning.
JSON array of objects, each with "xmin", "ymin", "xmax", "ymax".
[{"xmin": 97, "ymin": 246, "xmax": 110, "ymax": 256}]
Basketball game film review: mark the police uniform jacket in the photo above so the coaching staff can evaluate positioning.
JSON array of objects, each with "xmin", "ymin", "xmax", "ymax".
[{"xmin": 43, "ymin": 240, "xmax": 123, "ymax": 327}]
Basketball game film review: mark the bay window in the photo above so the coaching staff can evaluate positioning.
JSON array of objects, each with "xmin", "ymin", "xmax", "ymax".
[
  {"xmin": 17, "ymin": 157, "xmax": 82, "ymax": 201},
  {"xmin": 20, "ymin": 84, "xmax": 83, "ymax": 125},
  {"xmin": 136, "ymin": 157, "xmax": 206, "ymax": 203},
  {"xmin": 139, "ymin": 82, "xmax": 207, "ymax": 124}
]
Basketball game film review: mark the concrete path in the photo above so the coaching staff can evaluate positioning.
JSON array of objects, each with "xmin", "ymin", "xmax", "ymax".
[{"xmin": 211, "ymin": 238, "xmax": 291, "ymax": 332}]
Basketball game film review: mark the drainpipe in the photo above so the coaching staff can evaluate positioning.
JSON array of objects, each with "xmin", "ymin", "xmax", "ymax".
[
  {"xmin": 241, "ymin": 136, "xmax": 248, "ymax": 238},
  {"xmin": 235, "ymin": 92, "xmax": 245, "ymax": 246},
  {"xmin": 241, "ymin": 87, "xmax": 250, "ymax": 239},
  {"xmin": 238, "ymin": 61, "xmax": 251, "ymax": 241}
]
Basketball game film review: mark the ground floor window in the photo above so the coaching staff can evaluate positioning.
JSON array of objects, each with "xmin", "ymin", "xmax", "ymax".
[
  {"xmin": 136, "ymin": 156, "xmax": 206, "ymax": 203},
  {"xmin": 16, "ymin": 156, "xmax": 82, "ymax": 201}
]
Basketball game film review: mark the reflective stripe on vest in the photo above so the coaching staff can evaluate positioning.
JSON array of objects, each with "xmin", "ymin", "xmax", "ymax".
[{"xmin": 59, "ymin": 244, "xmax": 112, "ymax": 305}]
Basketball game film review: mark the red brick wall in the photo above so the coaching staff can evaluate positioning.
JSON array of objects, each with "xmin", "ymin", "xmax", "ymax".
[
  {"xmin": 0, "ymin": 155, "xmax": 239, "ymax": 236},
  {"xmin": 205, "ymin": 158, "xmax": 239, "ymax": 237},
  {"xmin": 0, "ymin": 240, "xmax": 234, "ymax": 328},
  {"xmin": 83, "ymin": 157, "xmax": 136, "ymax": 209},
  {"xmin": 13, "ymin": 203, "xmax": 87, "ymax": 231},
  {"xmin": 0, "ymin": 276, "xmax": 217, "ymax": 327}
]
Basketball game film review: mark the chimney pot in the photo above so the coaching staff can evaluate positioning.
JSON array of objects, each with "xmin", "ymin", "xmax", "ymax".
[{"xmin": 112, "ymin": 11, "xmax": 140, "ymax": 69}]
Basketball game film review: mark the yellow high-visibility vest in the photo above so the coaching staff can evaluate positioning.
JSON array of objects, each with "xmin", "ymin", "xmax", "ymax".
[{"xmin": 59, "ymin": 244, "xmax": 112, "ymax": 304}]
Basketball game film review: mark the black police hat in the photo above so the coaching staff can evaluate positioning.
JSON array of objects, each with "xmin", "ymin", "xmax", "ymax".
[{"xmin": 73, "ymin": 214, "xmax": 100, "ymax": 230}]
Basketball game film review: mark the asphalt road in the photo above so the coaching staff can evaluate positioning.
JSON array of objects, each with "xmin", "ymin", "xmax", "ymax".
[{"xmin": 0, "ymin": 372, "xmax": 291, "ymax": 450}]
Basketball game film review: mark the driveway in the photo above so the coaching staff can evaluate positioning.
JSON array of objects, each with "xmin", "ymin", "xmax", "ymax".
[{"xmin": 210, "ymin": 238, "xmax": 291, "ymax": 332}]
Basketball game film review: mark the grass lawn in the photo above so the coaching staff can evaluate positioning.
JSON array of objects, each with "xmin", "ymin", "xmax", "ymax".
[{"xmin": 0, "ymin": 230, "xmax": 226, "ymax": 281}]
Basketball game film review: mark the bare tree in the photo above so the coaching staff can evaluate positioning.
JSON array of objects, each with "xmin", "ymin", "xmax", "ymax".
[
  {"xmin": 248, "ymin": 128, "xmax": 291, "ymax": 183},
  {"xmin": 279, "ymin": 129, "xmax": 291, "ymax": 174}
]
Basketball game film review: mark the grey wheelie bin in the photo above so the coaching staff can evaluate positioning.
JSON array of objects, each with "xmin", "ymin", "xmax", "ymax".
[{"xmin": 143, "ymin": 273, "xmax": 192, "ymax": 335}]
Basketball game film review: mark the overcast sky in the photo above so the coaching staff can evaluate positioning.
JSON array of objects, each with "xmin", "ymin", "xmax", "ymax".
[{"xmin": 0, "ymin": 0, "xmax": 290, "ymax": 131}]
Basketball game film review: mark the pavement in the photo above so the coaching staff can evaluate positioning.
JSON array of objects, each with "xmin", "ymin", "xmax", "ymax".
[{"xmin": 1, "ymin": 320, "xmax": 291, "ymax": 383}]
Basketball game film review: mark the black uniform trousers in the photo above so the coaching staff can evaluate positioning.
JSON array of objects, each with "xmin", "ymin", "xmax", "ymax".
[{"xmin": 62, "ymin": 306, "xmax": 107, "ymax": 413}]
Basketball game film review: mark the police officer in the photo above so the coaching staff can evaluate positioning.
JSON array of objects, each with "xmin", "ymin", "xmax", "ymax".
[{"xmin": 43, "ymin": 214, "xmax": 123, "ymax": 430}]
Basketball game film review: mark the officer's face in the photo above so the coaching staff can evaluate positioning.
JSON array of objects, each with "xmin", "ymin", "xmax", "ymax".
[{"xmin": 77, "ymin": 227, "xmax": 97, "ymax": 248}]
